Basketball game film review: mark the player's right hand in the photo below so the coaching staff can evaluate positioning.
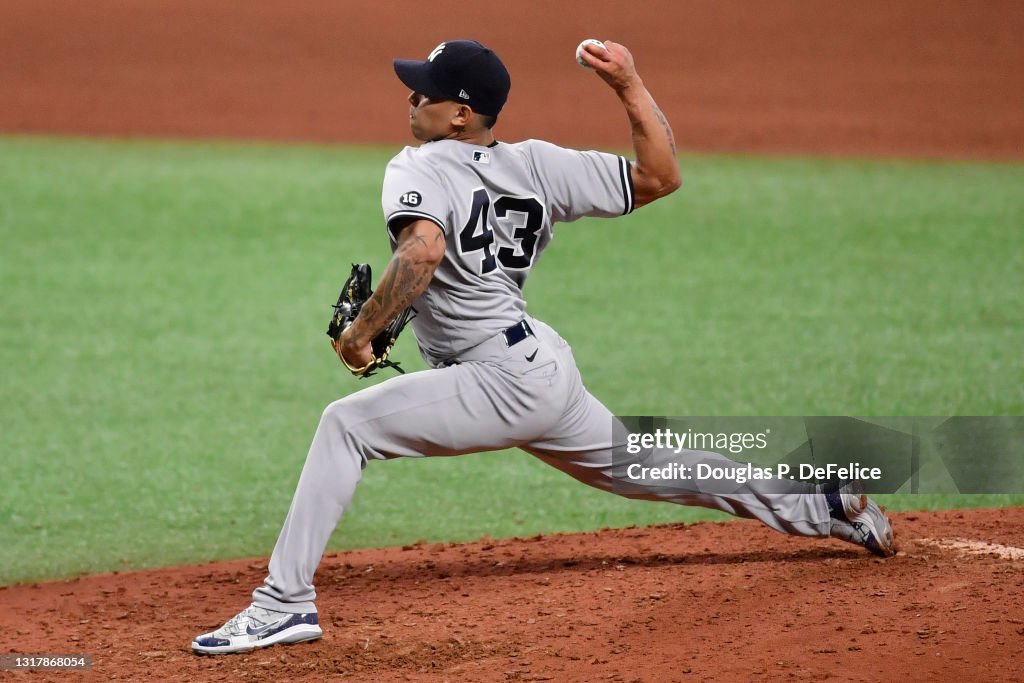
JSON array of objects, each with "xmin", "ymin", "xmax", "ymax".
[{"xmin": 578, "ymin": 40, "xmax": 640, "ymax": 93}]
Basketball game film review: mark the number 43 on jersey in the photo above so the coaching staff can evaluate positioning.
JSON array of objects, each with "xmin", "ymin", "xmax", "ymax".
[{"xmin": 458, "ymin": 188, "xmax": 544, "ymax": 274}]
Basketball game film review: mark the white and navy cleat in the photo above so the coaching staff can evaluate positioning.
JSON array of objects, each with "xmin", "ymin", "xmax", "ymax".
[
  {"xmin": 825, "ymin": 483, "xmax": 897, "ymax": 557},
  {"xmin": 191, "ymin": 604, "xmax": 322, "ymax": 655}
]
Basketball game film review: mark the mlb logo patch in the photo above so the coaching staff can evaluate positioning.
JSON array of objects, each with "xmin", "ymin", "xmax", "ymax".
[{"xmin": 472, "ymin": 150, "xmax": 490, "ymax": 164}]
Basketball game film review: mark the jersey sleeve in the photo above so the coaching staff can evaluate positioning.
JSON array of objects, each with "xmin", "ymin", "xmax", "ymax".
[
  {"xmin": 381, "ymin": 149, "xmax": 451, "ymax": 240},
  {"xmin": 525, "ymin": 140, "xmax": 635, "ymax": 223}
]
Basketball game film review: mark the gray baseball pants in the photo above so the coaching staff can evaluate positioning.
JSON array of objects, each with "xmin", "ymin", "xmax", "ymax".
[{"xmin": 253, "ymin": 318, "xmax": 830, "ymax": 613}]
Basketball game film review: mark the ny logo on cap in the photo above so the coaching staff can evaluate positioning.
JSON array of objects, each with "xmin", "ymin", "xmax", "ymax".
[{"xmin": 427, "ymin": 43, "xmax": 446, "ymax": 62}]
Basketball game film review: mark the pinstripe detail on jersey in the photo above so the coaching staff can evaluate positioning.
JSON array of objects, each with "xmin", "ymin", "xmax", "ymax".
[
  {"xmin": 618, "ymin": 156, "xmax": 635, "ymax": 215},
  {"xmin": 386, "ymin": 210, "xmax": 447, "ymax": 240}
]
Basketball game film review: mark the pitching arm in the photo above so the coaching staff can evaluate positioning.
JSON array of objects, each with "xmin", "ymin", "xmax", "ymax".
[{"xmin": 578, "ymin": 40, "xmax": 681, "ymax": 209}]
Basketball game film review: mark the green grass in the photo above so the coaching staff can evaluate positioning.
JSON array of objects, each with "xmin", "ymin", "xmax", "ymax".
[{"xmin": 1, "ymin": 136, "xmax": 1022, "ymax": 585}]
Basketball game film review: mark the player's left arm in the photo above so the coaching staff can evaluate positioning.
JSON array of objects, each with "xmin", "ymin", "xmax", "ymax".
[
  {"xmin": 579, "ymin": 40, "xmax": 681, "ymax": 209},
  {"xmin": 335, "ymin": 219, "xmax": 445, "ymax": 368}
]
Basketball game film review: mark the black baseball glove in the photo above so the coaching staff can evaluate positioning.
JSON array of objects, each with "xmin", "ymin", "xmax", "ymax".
[{"xmin": 327, "ymin": 263, "xmax": 415, "ymax": 378}]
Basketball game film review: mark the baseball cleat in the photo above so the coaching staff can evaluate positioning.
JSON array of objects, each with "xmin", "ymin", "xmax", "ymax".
[
  {"xmin": 823, "ymin": 481, "xmax": 867, "ymax": 523},
  {"xmin": 825, "ymin": 484, "xmax": 897, "ymax": 557},
  {"xmin": 191, "ymin": 604, "xmax": 322, "ymax": 655}
]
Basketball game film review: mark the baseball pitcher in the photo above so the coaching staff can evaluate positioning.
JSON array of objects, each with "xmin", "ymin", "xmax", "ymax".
[{"xmin": 192, "ymin": 39, "xmax": 895, "ymax": 655}]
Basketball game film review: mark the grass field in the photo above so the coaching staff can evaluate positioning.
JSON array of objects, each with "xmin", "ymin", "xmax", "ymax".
[{"xmin": 1, "ymin": 136, "xmax": 1022, "ymax": 585}]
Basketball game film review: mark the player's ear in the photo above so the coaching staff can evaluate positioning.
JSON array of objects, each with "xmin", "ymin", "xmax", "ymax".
[{"xmin": 451, "ymin": 103, "xmax": 474, "ymax": 129}]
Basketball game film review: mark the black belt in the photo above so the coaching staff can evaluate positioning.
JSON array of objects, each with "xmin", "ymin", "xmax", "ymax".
[
  {"xmin": 502, "ymin": 320, "xmax": 534, "ymax": 347},
  {"xmin": 442, "ymin": 320, "xmax": 534, "ymax": 367}
]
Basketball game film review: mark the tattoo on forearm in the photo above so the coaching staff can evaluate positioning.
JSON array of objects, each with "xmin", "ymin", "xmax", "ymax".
[
  {"xmin": 653, "ymin": 104, "xmax": 677, "ymax": 155},
  {"xmin": 352, "ymin": 234, "xmax": 437, "ymax": 341}
]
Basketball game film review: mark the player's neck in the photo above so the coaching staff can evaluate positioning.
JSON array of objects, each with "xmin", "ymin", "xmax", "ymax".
[{"xmin": 438, "ymin": 128, "xmax": 496, "ymax": 147}]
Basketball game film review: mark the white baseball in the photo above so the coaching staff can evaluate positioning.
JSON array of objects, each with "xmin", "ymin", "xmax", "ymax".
[{"xmin": 575, "ymin": 39, "xmax": 605, "ymax": 69}]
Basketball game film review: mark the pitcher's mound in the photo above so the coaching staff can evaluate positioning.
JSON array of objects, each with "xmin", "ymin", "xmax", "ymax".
[{"xmin": 3, "ymin": 509, "xmax": 1023, "ymax": 681}]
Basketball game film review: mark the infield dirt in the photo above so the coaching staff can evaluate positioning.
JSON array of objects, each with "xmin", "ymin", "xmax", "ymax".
[
  {"xmin": 3, "ymin": 510, "xmax": 1024, "ymax": 681},
  {"xmin": 2, "ymin": 1, "xmax": 1023, "ymax": 681}
]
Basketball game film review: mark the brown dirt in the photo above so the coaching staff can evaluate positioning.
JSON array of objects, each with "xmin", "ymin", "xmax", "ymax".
[
  {"xmin": 2, "ymin": 509, "xmax": 1024, "ymax": 682},
  {"xmin": 2, "ymin": 0, "xmax": 1022, "ymax": 159}
]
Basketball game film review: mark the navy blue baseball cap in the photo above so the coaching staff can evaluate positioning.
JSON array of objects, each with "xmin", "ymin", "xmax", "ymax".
[{"xmin": 393, "ymin": 40, "xmax": 511, "ymax": 117}]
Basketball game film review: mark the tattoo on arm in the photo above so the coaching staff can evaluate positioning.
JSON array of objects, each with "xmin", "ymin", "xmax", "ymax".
[
  {"xmin": 350, "ymin": 229, "xmax": 441, "ymax": 342},
  {"xmin": 626, "ymin": 90, "xmax": 677, "ymax": 160},
  {"xmin": 653, "ymin": 104, "xmax": 677, "ymax": 155}
]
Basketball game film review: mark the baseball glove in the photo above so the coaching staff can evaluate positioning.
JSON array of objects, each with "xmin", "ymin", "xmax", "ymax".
[{"xmin": 326, "ymin": 263, "xmax": 415, "ymax": 378}]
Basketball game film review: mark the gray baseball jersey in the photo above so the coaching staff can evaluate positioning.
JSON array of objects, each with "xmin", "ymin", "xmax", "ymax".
[
  {"xmin": 380, "ymin": 139, "xmax": 633, "ymax": 364},
  {"xmin": 250, "ymin": 138, "xmax": 830, "ymax": 615}
]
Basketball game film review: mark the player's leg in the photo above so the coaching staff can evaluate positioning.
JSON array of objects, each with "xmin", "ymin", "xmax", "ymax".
[
  {"xmin": 525, "ymin": 416, "xmax": 829, "ymax": 537},
  {"xmin": 194, "ymin": 323, "xmax": 574, "ymax": 654},
  {"xmin": 250, "ymin": 357, "xmax": 567, "ymax": 614},
  {"xmin": 528, "ymin": 422, "xmax": 895, "ymax": 556},
  {"xmin": 522, "ymin": 321, "xmax": 893, "ymax": 550},
  {"xmin": 524, "ymin": 411, "xmax": 829, "ymax": 537}
]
